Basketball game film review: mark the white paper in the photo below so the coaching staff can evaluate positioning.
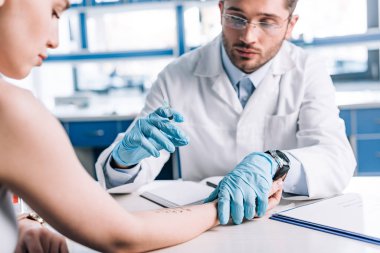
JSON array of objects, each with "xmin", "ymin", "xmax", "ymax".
[
  {"xmin": 140, "ymin": 181, "xmax": 215, "ymax": 207},
  {"xmin": 275, "ymin": 193, "xmax": 380, "ymax": 239},
  {"xmin": 107, "ymin": 182, "xmax": 145, "ymax": 194}
]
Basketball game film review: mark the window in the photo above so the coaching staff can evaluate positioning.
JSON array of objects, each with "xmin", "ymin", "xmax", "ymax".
[
  {"xmin": 293, "ymin": 0, "xmax": 379, "ymax": 82},
  {"xmin": 74, "ymin": 57, "xmax": 174, "ymax": 92},
  {"xmin": 184, "ymin": 4, "xmax": 221, "ymax": 49},
  {"xmin": 86, "ymin": 8, "xmax": 177, "ymax": 52},
  {"xmin": 292, "ymin": 0, "xmax": 367, "ymax": 39}
]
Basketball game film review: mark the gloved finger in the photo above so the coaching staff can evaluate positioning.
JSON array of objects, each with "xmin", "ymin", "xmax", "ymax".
[
  {"xmin": 231, "ymin": 190, "xmax": 244, "ymax": 225},
  {"xmin": 243, "ymin": 190, "xmax": 256, "ymax": 220},
  {"xmin": 203, "ymin": 186, "xmax": 219, "ymax": 203},
  {"xmin": 154, "ymin": 107, "xmax": 184, "ymax": 122},
  {"xmin": 218, "ymin": 189, "xmax": 231, "ymax": 225},
  {"xmin": 139, "ymin": 135, "xmax": 160, "ymax": 157},
  {"xmin": 140, "ymin": 122, "xmax": 176, "ymax": 153},
  {"xmin": 255, "ymin": 191, "xmax": 269, "ymax": 217},
  {"xmin": 167, "ymin": 135, "xmax": 189, "ymax": 147},
  {"xmin": 166, "ymin": 108, "xmax": 185, "ymax": 123},
  {"xmin": 148, "ymin": 116, "xmax": 188, "ymax": 143}
]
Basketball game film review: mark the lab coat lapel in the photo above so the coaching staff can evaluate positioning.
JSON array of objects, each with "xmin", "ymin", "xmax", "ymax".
[
  {"xmin": 240, "ymin": 41, "xmax": 295, "ymax": 122},
  {"xmin": 238, "ymin": 72, "xmax": 279, "ymax": 127},
  {"xmin": 211, "ymin": 73, "xmax": 243, "ymax": 115},
  {"xmin": 194, "ymin": 35, "xmax": 243, "ymax": 115}
]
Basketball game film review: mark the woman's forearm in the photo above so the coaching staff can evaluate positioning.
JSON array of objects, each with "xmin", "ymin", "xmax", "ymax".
[{"xmin": 125, "ymin": 202, "xmax": 218, "ymax": 253}]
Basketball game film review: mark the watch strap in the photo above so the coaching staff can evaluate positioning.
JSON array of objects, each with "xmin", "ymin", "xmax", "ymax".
[{"xmin": 265, "ymin": 150, "xmax": 290, "ymax": 180}]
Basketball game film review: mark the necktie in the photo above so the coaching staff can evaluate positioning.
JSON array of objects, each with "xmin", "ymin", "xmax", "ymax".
[{"xmin": 237, "ymin": 77, "xmax": 255, "ymax": 108}]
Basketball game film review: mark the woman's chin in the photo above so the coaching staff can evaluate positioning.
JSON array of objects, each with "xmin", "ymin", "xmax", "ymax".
[{"xmin": 4, "ymin": 67, "xmax": 31, "ymax": 80}]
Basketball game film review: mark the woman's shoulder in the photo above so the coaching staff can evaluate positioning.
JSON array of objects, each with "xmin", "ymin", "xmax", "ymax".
[
  {"xmin": 0, "ymin": 79, "xmax": 53, "ymax": 141},
  {"xmin": 0, "ymin": 79, "xmax": 42, "ymax": 118}
]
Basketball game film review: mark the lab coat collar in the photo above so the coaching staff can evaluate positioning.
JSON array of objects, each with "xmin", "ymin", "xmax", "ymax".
[
  {"xmin": 194, "ymin": 35, "xmax": 295, "ymax": 77},
  {"xmin": 193, "ymin": 35, "xmax": 225, "ymax": 77},
  {"xmin": 193, "ymin": 35, "xmax": 243, "ymax": 114},
  {"xmin": 193, "ymin": 35, "xmax": 295, "ymax": 115},
  {"xmin": 271, "ymin": 40, "xmax": 295, "ymax": 75}
]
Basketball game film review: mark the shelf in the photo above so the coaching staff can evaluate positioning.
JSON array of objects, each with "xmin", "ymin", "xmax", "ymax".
[
  {"xmin": 46, "ymin": 49, "xmax": 175, "ymax": 62},
  {"xmin": 293, "ymin": 30, "xmax": 380, "ymax": 48}
]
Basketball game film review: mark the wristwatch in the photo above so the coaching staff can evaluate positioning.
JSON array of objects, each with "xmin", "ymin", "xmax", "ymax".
[
  {"xmin": 265, "ymin": 150, "xmax": 291, "ymax": 181},
  {"xmin": 18, "ymin": 211, "xmax": 45, "ymax": 226}
]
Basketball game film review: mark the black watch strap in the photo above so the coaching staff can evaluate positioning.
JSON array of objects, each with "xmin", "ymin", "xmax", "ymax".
[{"xmin": 265, "ymin": 150, "xmax": 290, "ymax": 180}]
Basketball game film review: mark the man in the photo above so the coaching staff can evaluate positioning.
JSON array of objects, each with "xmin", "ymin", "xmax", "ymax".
[{"xmin": 96, "ymin": 0, "xmax": 356, "ymax": 225}]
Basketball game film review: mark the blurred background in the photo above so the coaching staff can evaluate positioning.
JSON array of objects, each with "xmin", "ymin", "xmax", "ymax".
[{"xmin": 7, "ymin": 0, "xmax": 380, "ymax": 179}]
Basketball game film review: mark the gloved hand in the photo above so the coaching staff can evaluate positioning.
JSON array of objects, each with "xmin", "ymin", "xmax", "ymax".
[
  {"xmin": 112, "ymin": 106, "xmax": 189, "ymax": 167},
  {"xmin": 204, "ymin": 152, "xmax": 277, "ymax": 225}
]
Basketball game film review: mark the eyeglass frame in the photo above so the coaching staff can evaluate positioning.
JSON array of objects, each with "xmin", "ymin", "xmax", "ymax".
[{"xmin": 222, "ymin": 13, "xmax": 292, "ymax": 35}]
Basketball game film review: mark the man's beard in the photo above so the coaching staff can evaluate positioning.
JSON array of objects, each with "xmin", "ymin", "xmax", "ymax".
[{"xmin": 221, "ymin": 32, "xmax": 286, "ymax": 74}]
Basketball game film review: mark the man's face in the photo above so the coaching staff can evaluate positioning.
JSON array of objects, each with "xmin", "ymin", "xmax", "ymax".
[{"xmin": 219, "ymin": 0, "xmax": 298, "ymax": 74}]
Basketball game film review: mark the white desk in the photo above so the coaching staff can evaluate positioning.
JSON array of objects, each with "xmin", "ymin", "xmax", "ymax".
[{"xmin": 68, "ymin": 177, "xmax": 380, "ymax": 253}]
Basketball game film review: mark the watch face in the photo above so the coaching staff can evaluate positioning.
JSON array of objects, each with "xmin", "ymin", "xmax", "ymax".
[
  {"xmin": 276, "ymin": 150, "xmax": 290, "ymax": 164},
  {"xmin": 265, "ymin": 150, "xmax": 291, "ymax": 180}
]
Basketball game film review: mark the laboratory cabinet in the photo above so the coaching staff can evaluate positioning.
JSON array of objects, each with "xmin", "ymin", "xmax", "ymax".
[
  {"xmin": 60, "ymin": 119, "xmax": 132, "ymax": 179},
  {"xmin": 62, "ymin": 120, "xmax": 133, "ymax": 148},
  {"xmin": 357, "ymin": 139, "xmax": 380, "ymax": 175},
  {"xmin": 340, "ymin": 108, "xmax": 380, "ymax": 175},
  {"xmin": 61, "ymin": 118, "xmax": 174, "ymax": 180}
]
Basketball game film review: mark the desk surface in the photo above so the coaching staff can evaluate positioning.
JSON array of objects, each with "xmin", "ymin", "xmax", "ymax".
[{"xmin": 68, "ymin": 177, "xmax": 380, "ymax": 253}]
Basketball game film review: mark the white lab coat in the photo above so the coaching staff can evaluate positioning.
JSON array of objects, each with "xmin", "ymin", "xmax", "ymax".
[{"xmin": 96, "ymin": 35, "xmax": 356, "ymax": 199}]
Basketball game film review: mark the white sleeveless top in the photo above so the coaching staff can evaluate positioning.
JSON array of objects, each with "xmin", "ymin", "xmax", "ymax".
[{"xmin": 0, "ymin": 185, "xmax": 18, "ymax": 252}]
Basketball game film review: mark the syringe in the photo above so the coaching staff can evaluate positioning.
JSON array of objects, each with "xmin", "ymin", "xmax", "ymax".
[
  {"xmin": 162, "ymin": 100, "xmax": 182, "ymax": 179},
  {"xmin": 162, "ymin": 100, "xmax": 174, "ymax": 120}
]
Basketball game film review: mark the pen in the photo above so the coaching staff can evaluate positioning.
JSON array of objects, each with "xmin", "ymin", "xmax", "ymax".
[{"xmin": 206, "ymin": 181, "xmax": 218, "ymax": 188}]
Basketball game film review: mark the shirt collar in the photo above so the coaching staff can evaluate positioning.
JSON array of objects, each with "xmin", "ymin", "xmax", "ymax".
[{"xmin": 221, "ymin": 43, "xmax": 273, "ymax": 89}]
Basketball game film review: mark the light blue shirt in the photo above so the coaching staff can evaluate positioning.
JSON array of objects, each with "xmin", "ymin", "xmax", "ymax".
[
  {"xmin": 221, "ymin": 44, "xmax": 272, "ymax": 93},
  {"xmin": 221, "ymin": 44, "xmax": 308, "ymax": 196}
]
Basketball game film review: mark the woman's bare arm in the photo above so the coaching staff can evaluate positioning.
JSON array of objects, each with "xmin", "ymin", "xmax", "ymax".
[{"xmin": 0, "ymin": 82, "xmax": 218, "ymax": 253}]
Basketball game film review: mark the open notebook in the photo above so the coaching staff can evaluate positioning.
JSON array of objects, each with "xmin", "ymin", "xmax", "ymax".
[
  {"xmin": 271, "ymin": 193, "xmax": 380, "ymax": 245},
  {"xmin": 140, "ymin": 177, "xmax": 222, "ymax": 208}
]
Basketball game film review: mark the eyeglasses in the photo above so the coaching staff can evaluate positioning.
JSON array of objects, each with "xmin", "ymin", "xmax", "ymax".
[{"xmin": 222, "ymin": 13, "xmax": 290, "ymax": 35}]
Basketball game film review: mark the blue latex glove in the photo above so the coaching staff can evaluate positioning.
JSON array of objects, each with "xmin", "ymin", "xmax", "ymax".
[
  {"xmin": 204, "ymin": 152, "xmax": 277, "ymax": 225},
  {"xmin": 112, "ymin": 106, "xmax": 189, "ymax": 167}
]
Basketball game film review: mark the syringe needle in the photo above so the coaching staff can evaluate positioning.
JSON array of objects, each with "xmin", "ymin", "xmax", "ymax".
[{"xmin": 162, "ymin": 100, "xmax": 173, "ymax": 120}]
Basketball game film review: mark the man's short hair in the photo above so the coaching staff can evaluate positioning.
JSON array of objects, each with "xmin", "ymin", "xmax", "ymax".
[
  {"xmin": 287, "ymin": 0, "xmax": 298, "ymax": 14},
  {"xmin": 220, "ymin": 0, "xmax": 299, "ymax": 15}
]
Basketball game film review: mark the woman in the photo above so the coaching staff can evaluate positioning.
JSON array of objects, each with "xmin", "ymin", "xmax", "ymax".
[{"xmin": 0, "ymin": 0, "xmax": 283, "ymax": 252}]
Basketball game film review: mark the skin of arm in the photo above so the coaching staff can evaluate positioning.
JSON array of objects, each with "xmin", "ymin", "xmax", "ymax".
[{"xmin": 0, "ymin": 80, "xmax": 218, "ymax": 253}]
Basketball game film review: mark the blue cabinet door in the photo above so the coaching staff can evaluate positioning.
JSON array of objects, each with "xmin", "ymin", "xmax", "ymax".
[
  {"xmin": 356, "ymin": 109, "xmax": 380, "ymax": 134},
  {"xmin": 66, "ymin": 120, "xmax": 133, "ymax": 148},
  {"xmin": 356, "ymin": 139, "xmax": 380, "ymax": 175},
  {"xmin": 339, "ymin": 109, "xmax": 351, "ymax": 136},
  {"xmin": 67, "ymin": 121, "xmax": 119, "ymax": 147},
  {"xmin": 118, "ymin": 120, "xmax": 133, "ymax": 133}
]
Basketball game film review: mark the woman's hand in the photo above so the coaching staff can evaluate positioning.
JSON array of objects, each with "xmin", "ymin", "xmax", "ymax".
[
  {"xmin": 15, "ymin": 217, "xmax": 69, "ymax": 253},
  {"xmin": 267, "ymin": 179, "xmax": 284, "ymax": 211}
]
